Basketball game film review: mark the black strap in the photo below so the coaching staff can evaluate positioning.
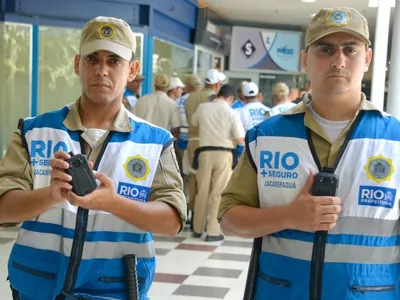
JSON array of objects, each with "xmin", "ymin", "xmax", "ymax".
[
  {"xmin": 306, "ymin": 111, "xmax": 364, "ymax": 172},
  {"xmin": 18, "ymin": 118, "xmax": 30, "ymax": 160},
  {"xmin": 245, "ymin": 127, "xmax": 258, "ymax": 172}
]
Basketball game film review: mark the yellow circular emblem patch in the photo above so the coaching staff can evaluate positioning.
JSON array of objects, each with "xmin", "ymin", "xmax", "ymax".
[
  {"xmin": 97, "ymin": 23, "xmax": 116, "ymax": 40},
  {"xmin": 364, "ymin": 155, "xmax": 394, "ymax": 183},
  {"xmin": 123, "ymin": 155, "xmax": 151, "ymax": 182}
]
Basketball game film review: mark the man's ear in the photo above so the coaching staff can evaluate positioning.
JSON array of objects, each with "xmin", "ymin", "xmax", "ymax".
[
  {"xmin": 74, "ymin": 55, "xmax": 80, "ymax": 76},
  {"xmin": 128, "ymin": 60, "xmax": 140, "ymax": 82},
  {"xmin": 300, "ymin": 50, "xmax": 308, "ymax": 73},
  {"xmin": 365, "ymin": 48, "xmax": 373, "ymax": 73}
]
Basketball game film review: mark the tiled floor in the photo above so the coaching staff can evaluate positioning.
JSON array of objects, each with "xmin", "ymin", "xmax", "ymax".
[{"xmin": 0, "ymin": 225, "xmax": 251, "ymax": 299}]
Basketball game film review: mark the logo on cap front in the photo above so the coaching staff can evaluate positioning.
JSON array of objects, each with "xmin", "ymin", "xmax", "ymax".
[
  {"xmin": 328, "ymin": 10, "xmax": 349, "ymax": 25},
  {"xmin": 98, "ymin": 23, "xmax": 116, "ymax": 40}
]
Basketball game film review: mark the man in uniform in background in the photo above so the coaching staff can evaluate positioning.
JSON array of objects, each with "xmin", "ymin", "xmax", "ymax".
[
  {"xmin": 238, "ymin": 82, "xmax": 270, "ymax": 131},
  {"xmin": 231, "ymin": 80, "xmax": 248, "ymax": 110},
  {"xmin": 167, "ymin": 76, "xmax": 185, "ymax": 101},
  {"xmin": 133, "ymin": 74, "xmax": 181, "ymax": 137},
  {"xmin": 176, "ymin": 75, "xmax": 202, "ymax": 218},
  {"xmin": 266, "ymin": 82, "xmax": 296, "ymax": 118},
  {"xmin": 191, "ymin": 85, "xmax": 244, "ymax": 241},
  {"xmin": 185, "ymin": 69, "xmax": 225, "ymax": 219},
  {"xmin": 123, "ymin": 73, "xmax": 144, "ymax": 111}
]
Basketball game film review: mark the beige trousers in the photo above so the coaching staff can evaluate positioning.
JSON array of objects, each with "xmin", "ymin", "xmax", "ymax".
[
  {"xmin": 193, "ymin": 151, "xmax": 233, "ymax": 236},
  {"xmin": 187, "ymin": 140, "xmax": 199, "ymax": 211}
]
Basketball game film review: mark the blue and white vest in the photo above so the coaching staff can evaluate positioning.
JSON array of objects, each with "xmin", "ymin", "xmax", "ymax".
[
  {"xmin": 268, "ymin": 102, "xmax": 296, "ymax": 117},
  {"xmin": 177, "ymin": 93, "xmax": 190, "ymax": 150},
  {"xmin": 8, "ymin": 105, "xmax": 173, "ymax": 300},
  {"xmin": 247, "ymin": 110, "xmax": 400, "ymax": 300},
  {"xmin": 239, "ymin": 102, "xmax": 270, "ymax": 131}
]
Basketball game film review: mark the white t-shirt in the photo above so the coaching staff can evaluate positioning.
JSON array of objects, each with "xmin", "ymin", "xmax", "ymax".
[
  {"xmin": 309, "ymin": 105, "xmax": 350, "ymax": 142},
  {"xmin": 268, "ymin": 102, "xmax": 296, "ymax": 117},
  {"xmin": 239, "ymin": 102, "xmax": 270, "ymax": 131},
  {"xmin": 82, "ymin": 128, "xmax": 109, "ymax": 149},
  {"xmin": 192, "ymin": 99, "xmax": 245, "ymax": 148}
]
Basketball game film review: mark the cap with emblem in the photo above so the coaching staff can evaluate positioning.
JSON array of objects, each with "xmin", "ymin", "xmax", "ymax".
[
  {"xmin": 306, "ymin": 7, "xmax": 370, "ymax": 48},
  {"xmin": 273, "ymin": 82, "xmax": 290, "ymax": 96},
  {"xmin": 154, "ymin": 74, "xmax": 169, "ymax": 89},
  {"xmin": 242, "ymin": 82, "xmax": 259, "ymax": 97},
  {"xmin": 80, "ymin": 16, "xmax": 136, "ymax": 61},
  {"xmin": 205, "ymin": 69, "xmax": 226, "ymax": 85}
]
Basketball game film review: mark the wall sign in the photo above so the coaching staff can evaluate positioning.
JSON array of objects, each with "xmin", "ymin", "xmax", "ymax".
[{"xmin": 230, "ymin": 26, "xmax": 302, "ymax": 73}]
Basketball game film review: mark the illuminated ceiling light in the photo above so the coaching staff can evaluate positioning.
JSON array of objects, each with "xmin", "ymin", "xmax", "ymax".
[
  {"xmin": 368, "ymin": 0, "xmax": 395, "ymax": 7},
  {"xmin": 301, "ymin": 0, "xmax": 317, "ymax": 3}
]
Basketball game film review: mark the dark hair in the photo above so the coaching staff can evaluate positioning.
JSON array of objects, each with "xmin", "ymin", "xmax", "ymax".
[{"xmin": 217, "ymin": 84, "xmax": 236, "ymax": 99}]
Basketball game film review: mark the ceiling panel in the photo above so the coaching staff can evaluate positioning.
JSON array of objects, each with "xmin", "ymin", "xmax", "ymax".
[{"xmin": 202, "ymin": 0, "xmax": 394, "ymax": 35}]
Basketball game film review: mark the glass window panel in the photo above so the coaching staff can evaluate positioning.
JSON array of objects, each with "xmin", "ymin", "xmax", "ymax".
[
  {"xmin": 153, "ymin": 38, "xmax": 194, "ymax": 91},
  {"xmin": 0, "ymin": 22, "xmax": 31, "ymax": 158},
  {"xmin": 38, "ymin": 26, "xmax": 143, "ymax": 114},
  {"xmin": 197, "ymin": 48, "xmax": 213, "ymax": 83},
  {"xmin": 38, "ymin": 26, "xmax": 82, "ymax": 114}
]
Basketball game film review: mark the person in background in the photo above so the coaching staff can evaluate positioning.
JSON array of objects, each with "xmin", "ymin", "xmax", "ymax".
[
  {"xmin": 231, "ymin": 80, "xmax": 248, "ymax": 110},
  {"xmin": 238, "ymin": 82, "xmax": 270, "ymax": 131},
  {"xmin": 288, "ymin": 87, "xmax": 300, "ymax": 102},
  {"xmin": 167, "ymin": 76, "xmax": 185, "ymax": 101},
  {"xmin": 123, "ymin": 73, "xmax": 144, "ymax": 111},
  {"xmin": 175, "ymin": 75, "xmax": 202, "ymax": 221},
  {"xmin": 185, "ymin": 69, "xmax": 226, "ymax": 227},
  {"xmin": 191, "ymin": 85, "xmax": 244, "ymax": 242},
  {"xmin": 266, "ymin": 82, "xmax": 296, "ymax": 117},
  {"xmin": 133, "ymin": 74, "xmax": 181, "ymax": 137}
]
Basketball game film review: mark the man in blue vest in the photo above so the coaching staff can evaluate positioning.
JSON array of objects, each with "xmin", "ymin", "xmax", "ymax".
[
  {"xmin": 123, "ymin": 73, "xmax": 144, "ymax": 112},
  {"xmin": 218, "ymin": 7, "xmax": 400, "ymax": 300},
  {"xmin": 0, "ymin": 16, "xmax": 186, "ymax": 300}
]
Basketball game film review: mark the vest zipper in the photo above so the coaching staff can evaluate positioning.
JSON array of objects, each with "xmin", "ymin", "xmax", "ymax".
[
  {"xmin": 59, "ymin": 132, "xmax": 114, "ymax": 298},
  {"xmin": 351, "ymin": 285, "xmax": 395, "ymax": 294}
]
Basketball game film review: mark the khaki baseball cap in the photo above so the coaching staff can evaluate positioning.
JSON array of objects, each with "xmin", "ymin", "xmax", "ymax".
[
  {"xmin": 154, "ymin": 74, "xmax": 169, "ymax": 88},
  {"xmin": 186, "ymin": 75, "xmax": 201, "ymax": 89},
  {"xmin": 80, "ymin": 16, "xmax": 136, "ymax": 61},
  {"xmin": 306, "ymin": 7, "xmax": 371, "ymax": 48},
  {"xmin": 273, "ymin": 82, "xmax": 290, "ymax": 96}
]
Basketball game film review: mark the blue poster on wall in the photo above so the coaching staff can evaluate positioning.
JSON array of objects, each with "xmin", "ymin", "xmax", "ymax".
[{"xmin": 230, "ymin": 26, "xmax": 302, "ymax": 73}]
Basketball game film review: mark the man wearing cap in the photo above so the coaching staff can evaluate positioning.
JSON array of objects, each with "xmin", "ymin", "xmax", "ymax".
[
  {"xmin": 219, "ymin": 7, "xmax": 400, "ymax": 299},
  {"xmin": 266, "ymin": 82, "xmax": 296, "ymax": 118},
  {"xmin": 238, "ymin": 82, "xmax": 270, "ymax": 132},
  {"xmin": 133, "ymin": 74, "xmax": 181, "ymax": 137},
  {"xmin": 191, "ymin": 85, "xmax": 244, "ymax": 241},
  {"xmin": 231, "ymin": 81, "xmax": 248, "ymax": 110},
  {"xmin": 185, "ymin": 69, "xmax": 225, "ymax": 217},
  {"xmin": 167, "ymin": 76, "xmax": 185, "ymax": 101},
  {"xmin": 123, "ymin": 73, "xmax": 144, "ymax": 112},
  {"xmin": 0, "ymin": 16, "xmax": 186, "ymax": 300},
  {"xmin": 175, "ymin": 76, "xmax": 202, "ymax": 180}
]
